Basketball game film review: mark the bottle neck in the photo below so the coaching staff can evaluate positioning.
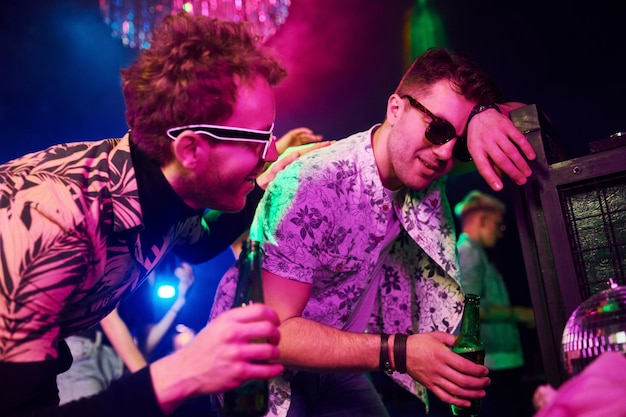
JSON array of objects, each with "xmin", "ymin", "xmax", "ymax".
[
  {"xmin": 242, "ymin": 240, "xmax": 261, "ymax": 253},
  {"xmin": 460, "ymin": 298, "xmax": 480, "ymax": 338}
]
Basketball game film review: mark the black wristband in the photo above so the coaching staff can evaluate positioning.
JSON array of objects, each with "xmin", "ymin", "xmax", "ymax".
[
  {"xmin": 393, "ymin": 334, "xmax": 408, "ymax": 374},
  {"xmin": 379, "ymin": 333, "xmax": 393, "ymax": 375},
  {"xmin": 454, "ymin": 103, "xmax": 502, "ymax": 162},
  {"xmin": 467, "ymin": 103, "xmax": 502, "ymax": 125}
]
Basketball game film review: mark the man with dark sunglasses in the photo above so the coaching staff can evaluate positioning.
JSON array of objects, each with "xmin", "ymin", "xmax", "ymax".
[
  {"xmin": 211, "ymin": 47, "xmax": 536, "ymax": 417},
  {"xmin": 0, "ymin": 12, "xmax": 310, "ymax": 417}
]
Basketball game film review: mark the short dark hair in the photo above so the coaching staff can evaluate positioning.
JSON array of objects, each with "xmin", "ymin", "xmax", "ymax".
[
  {"xmin": 395, "ymin": 47, "xmax": 503, "ymax": 104},
  {"xmin": 121, "ymin": 12, "xmax": 287, "ymax": 164}
]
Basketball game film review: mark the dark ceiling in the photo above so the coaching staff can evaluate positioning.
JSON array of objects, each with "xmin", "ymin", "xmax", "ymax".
[{"xmin": 1, "ymin": 0, "xmax": 624, "ymax": 163}]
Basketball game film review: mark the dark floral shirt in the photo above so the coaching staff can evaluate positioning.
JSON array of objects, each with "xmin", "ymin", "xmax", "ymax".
[
  {"xmin": 211, "ymin": 126, "xmax": 464, "ymax": 415},
  {"xmin": 0, "ymin": 134, "xmax": 206, "ymax": 363}
]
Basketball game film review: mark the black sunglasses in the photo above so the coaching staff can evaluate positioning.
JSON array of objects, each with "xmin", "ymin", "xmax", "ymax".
[
  {"xmin": 401, "ymin": 95, "xmax": 471, "ymax": 161},
  {"xmin": 401, "ymin": 95, "xmax": 459, "ymax": 144}
]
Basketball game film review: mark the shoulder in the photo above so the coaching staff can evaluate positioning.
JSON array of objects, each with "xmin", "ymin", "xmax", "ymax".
[{"xmin": 1, "ymin": 138, "xmax": 129, "ymax": 229}]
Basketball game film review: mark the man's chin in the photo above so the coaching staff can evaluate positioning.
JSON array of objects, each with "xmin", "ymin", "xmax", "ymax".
[
  {"xmin": 404, "ymin": 171, "xmax": 445, "ymax": 190},
  {"xmin": 400, "ymin": 176, "xmax": 431, "ymax": 191}
]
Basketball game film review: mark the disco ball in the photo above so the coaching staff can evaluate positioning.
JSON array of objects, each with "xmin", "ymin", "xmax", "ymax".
[{"xmin": 561, "ymin": 280, "xmax": 626, "ymax": 376}]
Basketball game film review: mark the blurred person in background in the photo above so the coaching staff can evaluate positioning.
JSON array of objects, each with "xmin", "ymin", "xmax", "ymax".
[{"xmin": 455, "ymin": 190, "xmax": 535, "ymax": 417}]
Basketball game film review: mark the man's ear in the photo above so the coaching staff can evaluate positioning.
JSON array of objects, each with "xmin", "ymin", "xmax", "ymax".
[
  {"xmin": 386, "ymin": 94, "xmax": 403, "ymax": 126},
  {"xmin": 171, "ymin": 131, "xmax": 202, "ymax": 170}
]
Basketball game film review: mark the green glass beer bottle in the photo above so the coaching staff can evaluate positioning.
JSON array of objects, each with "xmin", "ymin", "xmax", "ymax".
[
  {"xmin": 449, "ymin": 293, "xmax": 485, "ymax": 417},
  {"xmin": 221, "ymin": 240, "xmax": 269, "ymax": 417}
]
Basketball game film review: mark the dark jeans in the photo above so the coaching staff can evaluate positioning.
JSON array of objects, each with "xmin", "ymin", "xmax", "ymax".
[
  {"xmin": 286, "ymin": 372, "xmax": 390, "ymax": 417},
  {"xmin": 370, "ymin": 371, "xmax": 450, "ymax": 417}
]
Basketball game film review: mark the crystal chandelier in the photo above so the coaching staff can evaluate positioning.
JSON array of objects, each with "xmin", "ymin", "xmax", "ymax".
[{"xmin": 99, "ymin": 0, "xmax": 291, "ymax": 49}]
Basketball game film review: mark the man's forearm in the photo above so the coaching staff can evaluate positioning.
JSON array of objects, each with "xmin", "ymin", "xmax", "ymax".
[{"xmin": 277, "ymin": 316, "xmax": 381, "ymax": 373}]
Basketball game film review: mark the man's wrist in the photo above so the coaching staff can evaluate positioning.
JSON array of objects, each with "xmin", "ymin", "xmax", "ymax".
[
  {"xmin": 455, "ymin": 103, "xmax": 502, "ymax": 162},
  {"xmin": 379, "ymin": 333, "xmax": 394, "ymax": 375},
  {"xmin": 393, "ymin": 334, "xmax": 408, "ymax": 374},
  {"xmin": 468, "ymin": 103, "xmax": 502, "ymax": 124}
]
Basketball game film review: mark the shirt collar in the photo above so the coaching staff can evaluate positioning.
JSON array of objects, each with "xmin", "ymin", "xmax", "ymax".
[{"xmin": 129, "ymin": 137, "xmax": 203, "ymax": 235}]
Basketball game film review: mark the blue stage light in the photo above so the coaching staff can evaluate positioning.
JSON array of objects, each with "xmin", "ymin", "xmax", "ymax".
[{"xmin": 157, "ymin": 284, "xmax": 176, "ymax": 299}]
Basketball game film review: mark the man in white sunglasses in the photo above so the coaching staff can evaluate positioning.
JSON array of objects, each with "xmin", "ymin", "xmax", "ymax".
[{"xmin": 0, "ymin": 11, "xmax": 301, "ymax": 417}]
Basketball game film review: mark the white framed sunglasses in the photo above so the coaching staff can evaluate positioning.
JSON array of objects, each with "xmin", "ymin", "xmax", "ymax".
[{"xmin": 166, "ymin": 123, "xmax": 277, "ymax": 161}]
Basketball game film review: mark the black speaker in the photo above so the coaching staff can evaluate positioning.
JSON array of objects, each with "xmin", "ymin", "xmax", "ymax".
[{"xmin": 510, "ymin": 104, "xmax": 626, "ymax": 386}]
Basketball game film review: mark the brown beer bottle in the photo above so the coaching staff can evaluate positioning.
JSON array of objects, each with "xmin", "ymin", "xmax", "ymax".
[
  {"xmin": 449, "ymin": 294, "xmax": 485, "ymax": 417},
  {"xmin": 221, "ymin": 240, "xmax": 269, "ymax": 417}
]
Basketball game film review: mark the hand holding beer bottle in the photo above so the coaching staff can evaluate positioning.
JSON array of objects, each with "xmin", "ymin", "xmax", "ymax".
[{"xmin": 221, "ymin": 240, "xmax": 269, "ymax": 417}]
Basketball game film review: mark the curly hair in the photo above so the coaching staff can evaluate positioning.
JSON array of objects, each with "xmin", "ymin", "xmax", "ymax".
[
  {"xmin": 121, "ymin": 12, "xmax": 287, "ymax": 164},
  {"xmin": 395, "ymin": 47, "xmax": 503, "ymax": 105}
]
